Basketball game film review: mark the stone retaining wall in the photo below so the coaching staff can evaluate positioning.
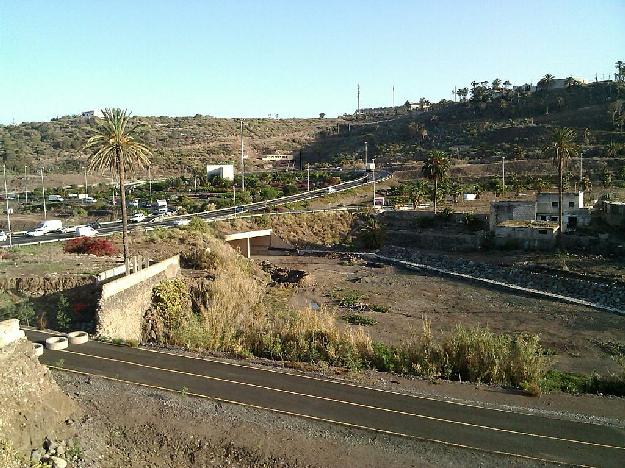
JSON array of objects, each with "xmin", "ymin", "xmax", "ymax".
[
  {"xmin": 95, "ymin": 256, "xmax": 180, "ymax": 341},
  {"xmin": 379, "ymin": 246, "xmax": 625, "ymax": 314}
]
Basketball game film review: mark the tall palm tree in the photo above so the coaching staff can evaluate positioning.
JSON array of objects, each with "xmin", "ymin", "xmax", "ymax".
[
  {"xmin": 84, "ymin": 108, "xmax": 152, "ymax": 264},
  {"xmin": 545, "ymin": 128, "xmax": 577, "ymax": 240},
  {"xmin": 539, "ymin": 74, "xmax": 555, "ymax": 91},
  {"xmin": 421, "ymin": 150, "xmax": 450, "ymax": 214}
]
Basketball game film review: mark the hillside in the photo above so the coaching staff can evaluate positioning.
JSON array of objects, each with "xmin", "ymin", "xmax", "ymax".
[{"xmin": 0, "ymin": 80, "xmax": 623, "ymax": 179}]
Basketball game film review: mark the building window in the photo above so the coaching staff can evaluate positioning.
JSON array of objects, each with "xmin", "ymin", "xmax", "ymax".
[
  {"xmin": 550, "ymin": 216, "xmax": 558, "ymax": 221},
  {"xmin": 568, "ymin": 201, "xmax": 575, "ymax": 208},
  {"xmin": 538, "ymin": 229, "xmax": 548, "ymax": 235},
  {"xmin": 552, "ymin": 201, "xmax": 558, "ymax": 208},
  {"xmin": 539, "ymin": 215, "xmax": 547, "ymax": 221}
]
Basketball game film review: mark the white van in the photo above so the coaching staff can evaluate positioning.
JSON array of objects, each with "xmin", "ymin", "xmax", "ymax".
[
  {"xmin": 48, "ymin": 194, "xmax": 64, "ymax": 202},
  {"xmin": 35, "ymin": 220, "xmax": 63, "ymax": 233}
]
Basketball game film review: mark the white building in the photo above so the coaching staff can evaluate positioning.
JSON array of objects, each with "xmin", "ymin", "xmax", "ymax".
[
  {"xmin": 80, "ymin": 110, "xmax": 103, "ymax": 118},
  {"xmin": 536, "ymin": 191, "xmax": 590, "ymax": 229},
  {"xmin": 206, "ymin": 164, "xmax": 234, "ymax": 181}
]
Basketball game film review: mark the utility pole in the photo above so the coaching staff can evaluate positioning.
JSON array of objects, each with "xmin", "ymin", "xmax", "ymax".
[
  {"xmin": 148, "ymin": 166, "xmax": 152, "ymax": 202},
  {"xmin": 357, "ymin": 84, "xmax": 360, "ymax": 114},
  {"xmin": 392, "ymin": 85, "xmax": 395, "ymax": 108},
  {"xmin": 364, "ymin": 141, "xmax": 368, "ymax": 167},
  {"xmin": 40, "ymin": 168, "xmax": 47, "ymax": 220},
  {"xmin": 24, "ymin": 165, "xmax": 28, "ymax": 204},
  {"xmin": 232, "ymin": 184, "xmax": 236, "ymax": 218},
  {"xmin": 307, "ymin": 163, "xmax": 310, "ymax": 192},
  {"xmin": 240, "ymin": 120, "xmax": 245, "ymax": 192},
  {"xmin": 84, "ymin": 166, "xmax": 88, "ymax": 198},
  {"xmin": 579, "ymin": 152, "xmax": 583, "ymax": 182},
  {"xmin": 3, "ymin": 165, "xmax": 12, "ymax": 247},
  {"xmin": 372, "ymin": 159, "xmax": 376, "ymax": 207},
  {"xmin": 502, "ymin": 156, "xmax": 506, "ymax": 194}
]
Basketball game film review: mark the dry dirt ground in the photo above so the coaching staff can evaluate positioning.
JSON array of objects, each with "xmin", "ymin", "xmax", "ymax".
[{"xmin": 259, "ymin": 254, "xmax": 625, "ymax": 376}]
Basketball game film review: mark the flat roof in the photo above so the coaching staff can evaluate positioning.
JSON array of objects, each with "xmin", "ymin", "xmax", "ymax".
[
  {"xmin": 498, "ymin": 220, "xmax": 559, "ymax": 230},
  {"xmin": 224, "ymin": 229, "xmax": 273, "ymax": 241}
]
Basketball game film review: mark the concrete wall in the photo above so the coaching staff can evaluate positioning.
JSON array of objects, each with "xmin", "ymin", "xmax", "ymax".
[
  {"xmin": 95, "ymin": 255, "xmax": 180, "ymax": 341},
  {"xmin": 603, "ymin": 201, "xmax": 625, "ymax": 227},
  {"xmin": 536, "ymin": 192, "xmax": 584, "ymax": 216},
  {"xmin": 494, "ymin": 225, "xmax": 558, "ymax": 250},
  {"xmin": 489, "ymin": 201, "xmax": 536, "ymax": 231}
]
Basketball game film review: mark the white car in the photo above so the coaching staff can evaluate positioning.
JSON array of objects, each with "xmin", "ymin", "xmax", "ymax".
[
  {"xmin": 75, "ymin": 226, "xmax": 98, "ymax": 237},
  {"xmin": 26, "ymin": 228, "xmax": 47, "ymax": 237},
  {"xmin": 129, "ymin": 213, "xmax": 147, "ymax": 223},
  {"xmin": 61, "ymin": 225, "xmax": 80, "ymax": 234},
  {"xmin": 0, "ymin": 231, "xmax": 7, "ymax": 242},
  {"xmin": 172, "ymin": 218, "xmax": 190, "ymax": 227},
  {"xmin": 84, "ymin": 197, "xmax": 97, "ymax": 204}
]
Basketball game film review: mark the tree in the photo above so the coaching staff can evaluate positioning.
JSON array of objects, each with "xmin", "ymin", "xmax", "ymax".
[
  {"xmin": 538, "ymin": 74, "xmax": 555, "ymax": 91},
  {"xmin": 616, "ymin": 60, "xmax": 625, "ymax": 83},
  {"xmin": 492, "ymin": 78, "xmax": 502, "ymax": 90},
  {"xmin": 319, "ymin": 113, "xmax": 326, "ymax": 119},
  {"xmin": 407, "ymin": 180, "xmax": 428, "ymax": 209},
  {"xmin": 421, "ymin": 151, "xmax": 450, "ymax": 214},
  {"xmin": 84, "ymin": 108, "xmax": 152, "ymax": 263},
  {"xmin": 545, "ymin": 128, "xmax": 577, "ymax": 240},
  {"xmin": 564, "ymin": 76, "xmax": 578, "ymax": 90}
]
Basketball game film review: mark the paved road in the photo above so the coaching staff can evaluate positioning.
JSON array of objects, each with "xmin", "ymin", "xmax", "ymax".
[
  {"xmin": 25, "ymin": 329, "xmax": 625, "ymax": 467},
  {"xmin": 4, "ymin": 172, "xmax": 382, "ymax": 247}
]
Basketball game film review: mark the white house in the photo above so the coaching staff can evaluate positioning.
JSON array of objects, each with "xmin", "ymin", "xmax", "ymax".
[
  {"xmin": 206, "ymin": 164, "xmax": 234, "ymax": 181},
  {"xmin": 536, "ymin": 191, "xmax": 590, "ymax": 229}
]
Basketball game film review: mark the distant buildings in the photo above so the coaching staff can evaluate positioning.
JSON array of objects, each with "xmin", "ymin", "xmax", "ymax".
[
  {"xmin": 80, "ymin": 110, "xmax": 103, "ymax": 118},
  {"xmin": 206, "ymin": 164, "xmax": 234, "ymax": 181},
  {"xmin": 602, "ymin": 201, "xmax": 625, "ymax": 227},
  {"xmin": 536, "ymin": 191, "xmax": 590, "ymax": 228}
]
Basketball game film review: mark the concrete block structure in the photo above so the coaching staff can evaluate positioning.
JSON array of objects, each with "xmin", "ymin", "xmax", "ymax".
[
  {"xmin": 602, "ymin": 201, "xmax": 625, "ymax": 227},
  {"xmin": 206, "ymin": 164, "xmax": 234, "ymax": 181},
  {"xmin": 0, "ymin": 319, "xmax": 25, "ymax": 348},
  {"xmin": 494, "ymin": 220, "xmax": 559, "ymax": 250},
  {"xmin": 224, "ymin": 230, "xmax": 293, "ymax": 258},
  {"xmin": 489, "ymin": 200, "xmax": 536, "ymax": 231},
  {"xmin": 95, "ymin": 255, "xmax": 180, "ymax": 342}
]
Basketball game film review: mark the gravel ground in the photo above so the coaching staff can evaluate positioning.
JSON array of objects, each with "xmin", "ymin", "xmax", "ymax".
[{"xmin": 52, "ymin": 371, "xmax": 554, "ymax": 468}]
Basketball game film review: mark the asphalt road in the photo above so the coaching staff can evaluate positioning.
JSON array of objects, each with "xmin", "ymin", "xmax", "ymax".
[
  {"xmin": 4, "ymin": 172, "xmax": 380, "ymax": 247},
  {"xmin": 25, "ymin": 329, "xmax": 625, "ymax": 467}
]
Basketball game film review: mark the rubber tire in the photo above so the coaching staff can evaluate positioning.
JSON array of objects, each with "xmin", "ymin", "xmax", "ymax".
[
  {"xmin": 67, "ymin": 331, "xmax": 89, "ymax": 345},
  {"xmin": 33, "ymin": 343, "xmax": 44, "ymax": 356},
  {"xmin": 45, "ymin": 336, "xmax": 68, "ymax": 350}
]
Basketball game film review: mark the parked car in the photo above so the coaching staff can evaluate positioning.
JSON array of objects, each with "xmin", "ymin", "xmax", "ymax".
[
  {"xmin": 172, "ymin": 218, "xmax": 190, "ymax": 227},
  {"xmin": 0, "ymin": 231, "xmax": 7, "ymax": 242},
  {"xmin": 76, "ymin": 226, "xmax": 98, "ymax": 237},
  {"xmin": 129, "ymin": 212, "xmax": 147, "ymax": 223}
]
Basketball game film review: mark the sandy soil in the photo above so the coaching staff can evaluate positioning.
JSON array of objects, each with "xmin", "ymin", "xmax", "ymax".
[{"xmin": 259, "ymin": 254, "xmax": 625, "ymax": 376}]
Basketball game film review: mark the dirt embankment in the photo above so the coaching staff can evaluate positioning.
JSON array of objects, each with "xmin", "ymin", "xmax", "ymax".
[
  {"xmin": 0, "ymin": 339, "xmax": 78, "ymax": 464},
  {"xmin": 0, "ymin": 275, "xmax": 94, "ymax": 297}
]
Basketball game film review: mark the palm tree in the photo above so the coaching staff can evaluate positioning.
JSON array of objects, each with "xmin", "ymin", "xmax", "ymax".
[
  {"xmin": 538, "ymin": 74, "xmax": 555, "ymax": 91},
  {"xmin": 84, "ymin": 108, "xmax": 152, "ymax": 264},
  {"xmin": 545, "ymin": 128, "xmax": 577, "ymax": 239},
  {"xmin": 564, "ymin": 76, "xmax": 578, "ymax": 90},
  {"xmin": 421, "ymin": 150, "xmax": 450, "ymax": 214}
]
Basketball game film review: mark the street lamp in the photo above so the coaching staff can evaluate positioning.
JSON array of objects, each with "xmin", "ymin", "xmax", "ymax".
[
  {"xmin": 233, "ymin": 184, "xmax": 237, "ymax": 218},
  {"xmin": 364, "ymin": 141, "xmax": 368, "ymax": 167}
]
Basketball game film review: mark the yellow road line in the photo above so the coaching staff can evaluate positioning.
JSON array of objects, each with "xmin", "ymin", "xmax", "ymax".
[
  {"xmin": 53, "ymin": 348, "xmax": 624, "ymax": 451},
  {"xmin": 49, "ymin": 366, "xmax": 594, "ymax": 468},
  {"xmin": 22, "ymin": 327, "xmax": 590, "ymax": 421}
]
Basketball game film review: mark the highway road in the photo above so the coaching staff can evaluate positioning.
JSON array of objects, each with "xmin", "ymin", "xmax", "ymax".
[
  {"xmin": 3, "ymin": 172, "xmax": 383, "ymax": 247},
  {"xmin": 25, "ymin": 328, "xmax": 625, "ymax": 467}
]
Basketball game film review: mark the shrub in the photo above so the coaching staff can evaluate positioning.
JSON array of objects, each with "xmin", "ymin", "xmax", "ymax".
[
  {"xmin": 64, "ymin": 237, "xmax": 118, "ymax": 256},
  {"xmin": 342, "ymin": 314, "xmax": 377, "ymax": 326},
  {"xmin": 56, "ymin": 295, "xmax": 72, "ymax": 332},
  {"xmin": 145, "ymin": 278, "xmax": 192, "ymax": 345}
]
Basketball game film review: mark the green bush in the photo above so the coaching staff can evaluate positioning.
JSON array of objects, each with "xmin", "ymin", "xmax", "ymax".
[
  {"xmin": 342, "ymin": 314, "xmax": 377, "ymax": 326},
  {"xmin": 55, "ymin": 295, "xmax": 72, "ymax": 332}
]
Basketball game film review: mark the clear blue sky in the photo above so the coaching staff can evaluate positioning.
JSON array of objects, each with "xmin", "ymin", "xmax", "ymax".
[{"xmin": 1, "ymin": 0, "xmax": 623, "ymax": 124}]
